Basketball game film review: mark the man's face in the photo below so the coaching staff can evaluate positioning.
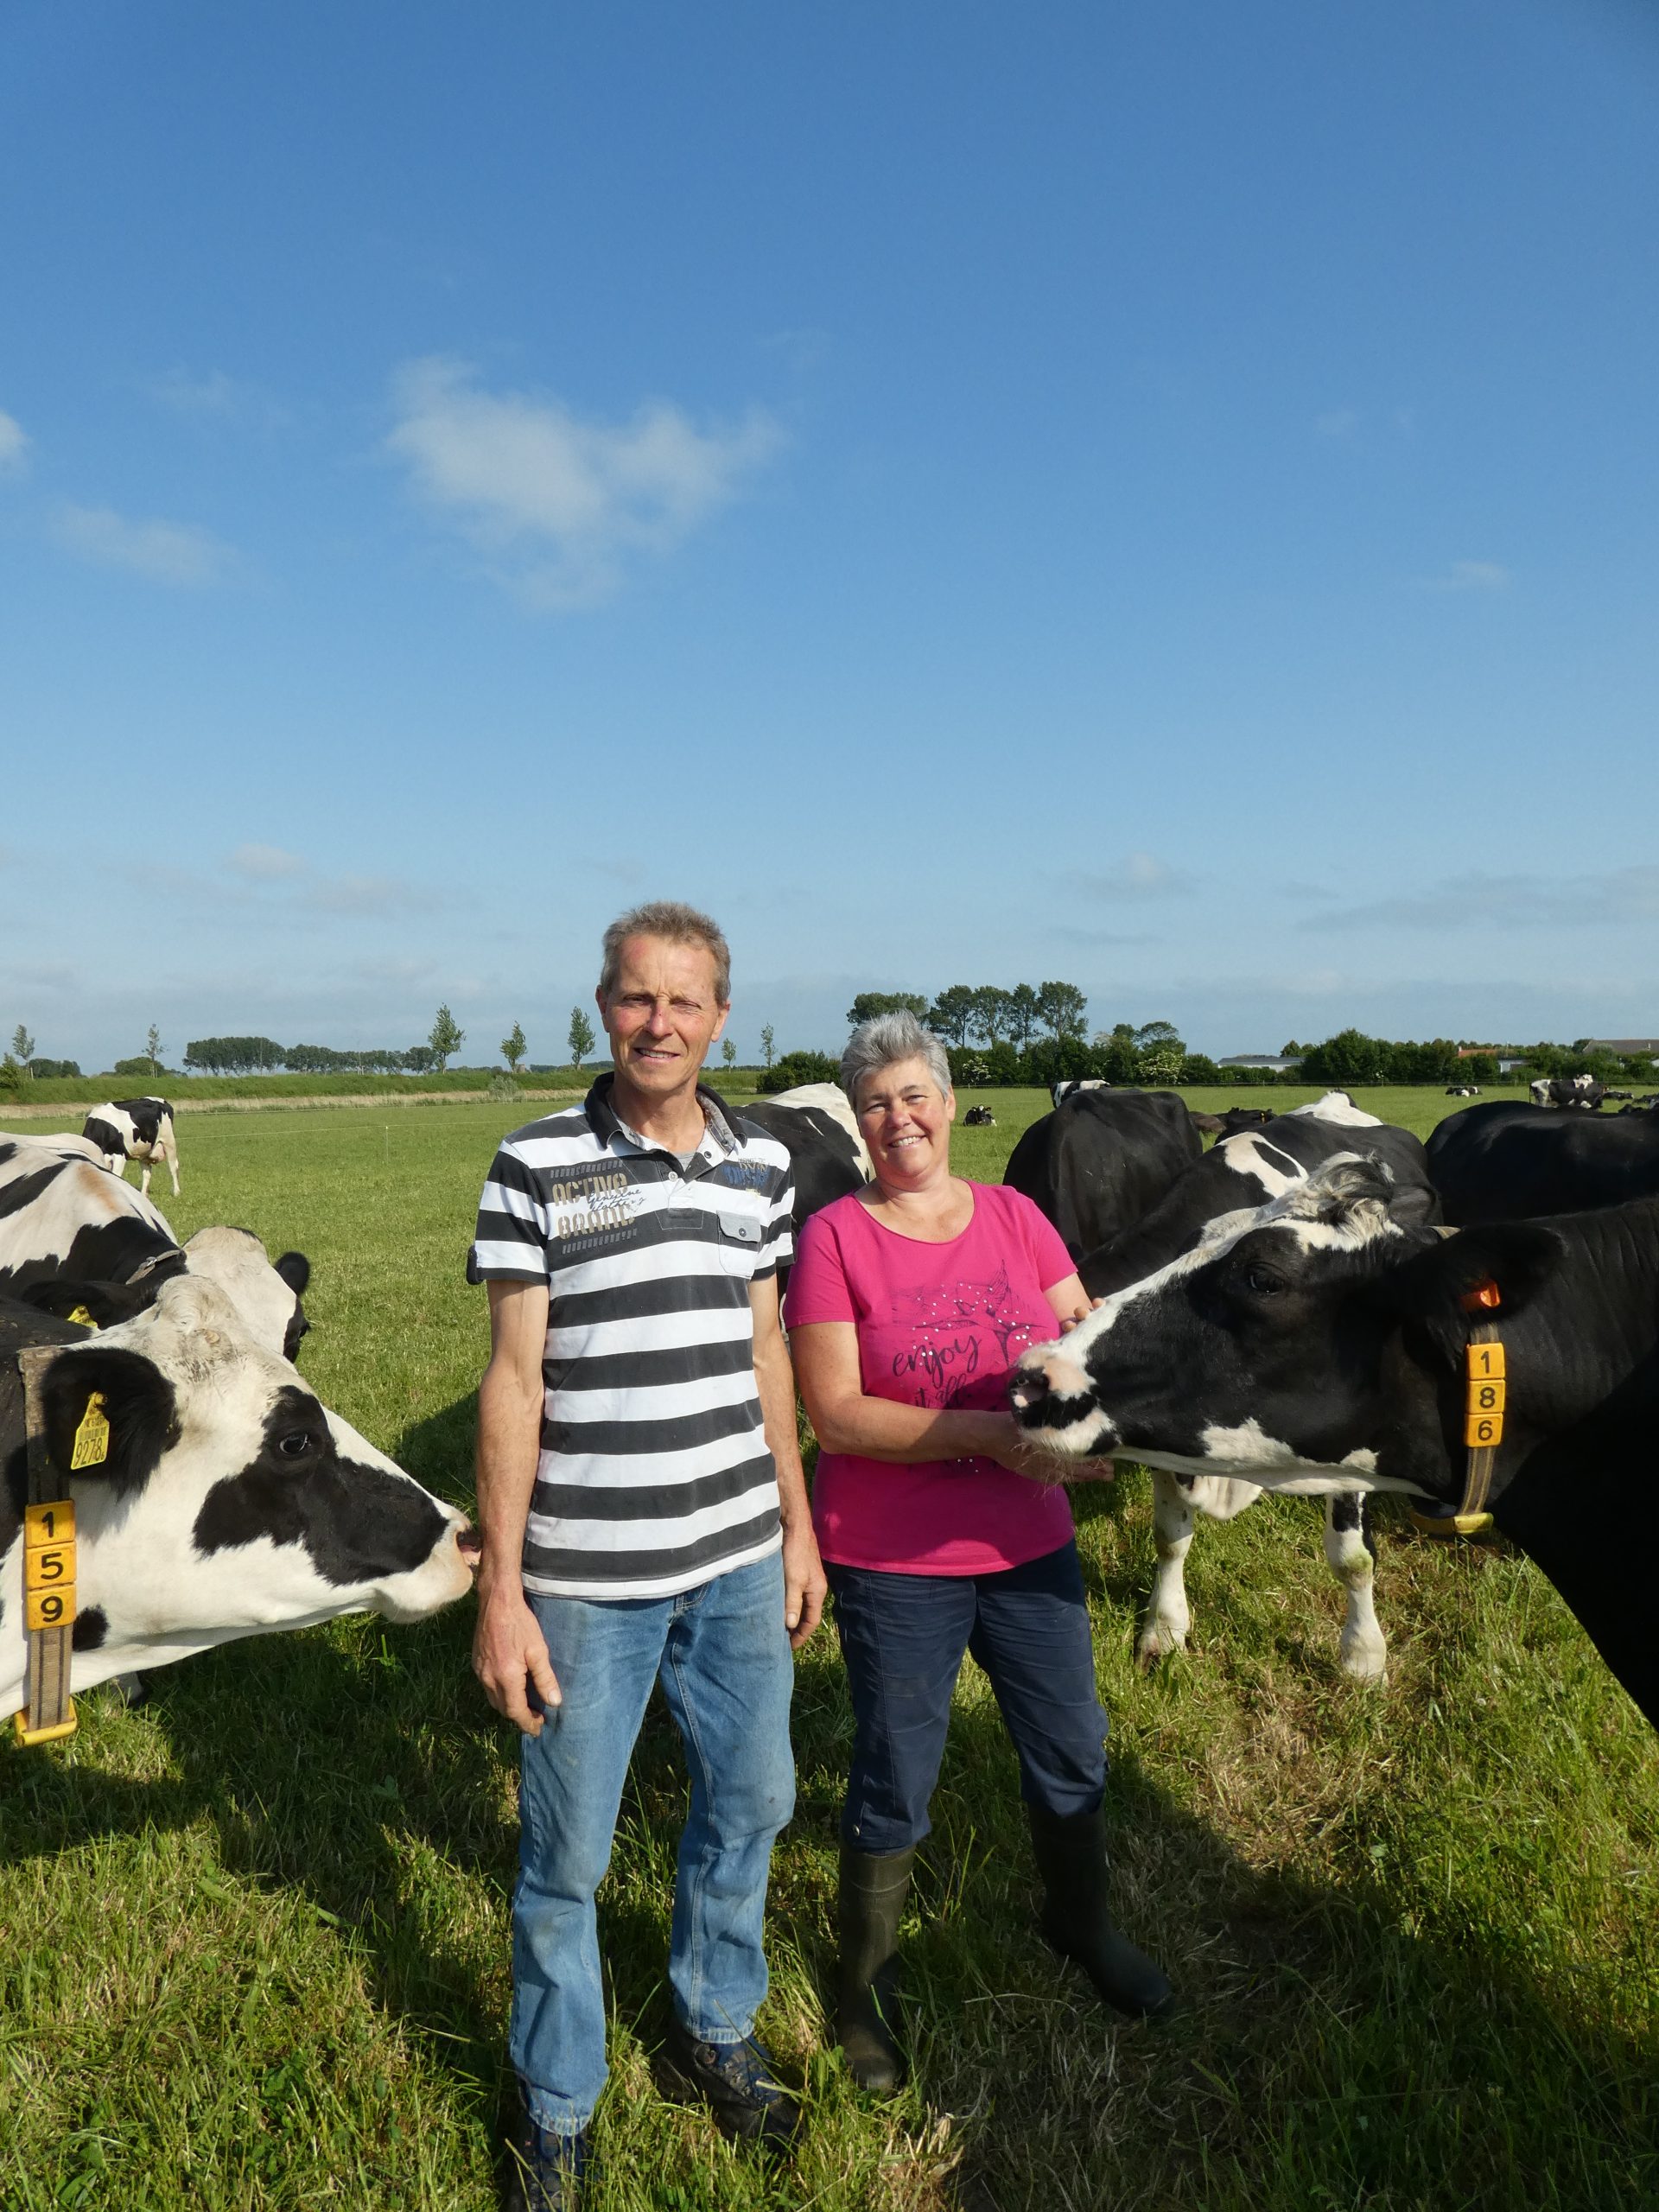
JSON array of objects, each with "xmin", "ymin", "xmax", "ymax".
[{"xmin": 598, "ymin": 935, "xmax": 729, "ymax": 1103}]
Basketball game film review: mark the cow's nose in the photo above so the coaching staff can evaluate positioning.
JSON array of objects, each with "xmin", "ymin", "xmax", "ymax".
[{"xmin": 455, "ymin": 1525, "xmax": 483, "ymax": 1571}]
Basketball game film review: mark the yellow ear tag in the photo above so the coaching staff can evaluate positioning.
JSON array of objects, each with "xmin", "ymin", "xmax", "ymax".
[
  {"xmin": 67, "ymin": 1306, "xmax": 97, "ymax": 1330},
  {"xmin": 70, "ymin": 1392, "xmax": 111, "ymax": 1470}
]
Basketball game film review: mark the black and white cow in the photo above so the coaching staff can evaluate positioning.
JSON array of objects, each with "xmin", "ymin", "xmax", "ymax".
[
  {"xmin": 1074, "ymin": 1103, "xmax": 1440, "ymax": 1679},
  {"xmin": 2, "ymin": 1276, "xmax": 477, "ymax": 1713},
  {"xmin": 761, "ymin": 1082, "xmax": 873, "ymax": 1177},
  {"xmin": 1010, "ymin": 1154, "xmax": 1659, "ymax": 1732},
  {"xmin": 1052, "ymin": 1078, "xmax": 1109, "ymax": 1109},
  {"xmin": 963, "ymin": 1105, "xmax": 996, "ymax": 1127},
  {"xmin": 83, "ymin": 1096, "xmax": 181, "ymax": 1196},
  {"xmin": 1445, "ymin": 1085, "xmax": 1481, "ymax": 1097},
  {"xmin": 1427, "ymin": 1100, "xmax": 1659, "ymax": 1224},
  {"xmin": 1004, "ymin": 1088, "xmax": 1202, "ymax": 1265},
  {"xmin": 735, "ymin": 1097, "xmax": 868, "ymax": 1244},
  {"xmin": 1529, "ymin": 1075, "xmax": 1604, "ymax": 1111},
  {"xmin": 0, "ymin": 1141, "xmax": 309, "ymax": 1361}
]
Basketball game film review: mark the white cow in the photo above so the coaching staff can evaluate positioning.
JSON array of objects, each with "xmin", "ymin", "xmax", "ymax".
[{"xmin": 82, "ymin": 1097, "xmax": 181, "ymax": 1196}]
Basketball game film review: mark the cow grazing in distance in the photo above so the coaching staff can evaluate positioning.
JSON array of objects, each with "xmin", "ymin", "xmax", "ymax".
[
  {"xmin": 963, "ymin": 1105, "xmax": 996, "ymax": 1127},
  {"xmin": 1004, "ymin": 1088, "xmax": 1203, "ymax": 1264},
  {"xmin": 1, "ymin": 1278, "xmax": 477, "ymax": 1713},
  {"xmin": 1052, "ymin": 1078, "xmax": 1109, "ymax": 1109},
  {"xmin": 1445, "ymin": 1085, "xmax": 1481, "ymax": 1097},
  {"xmin": 1529, "ymin": 1075, "xmax": 1604, "ymax": 1112},
  {"xmin": 1427, "ymin": 1099, "xmax": 1659, "ymax": 1224},
  {"xmin": 0, "ymin": 1141, "xmax": 310, "ymax": 1361},
  {"xmin": 1009, "ymin": 1155, "xmax": 1659, "ymax": 1735},
  {"xmin": 1076, "ymin": 1108, "xmax": 1440, "ymax": 1680},
  {"xmin": 83, "ymin": 1097, "xmax": 181, "ymax": 1196}
]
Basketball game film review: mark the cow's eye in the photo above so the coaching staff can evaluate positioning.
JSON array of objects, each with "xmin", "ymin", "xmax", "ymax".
[
  {"xmin": 276, "ymin": 1430, "xmax": 314, "ymax": 1459},
  {"xmin": 1243, "ymin": 1265, "xmax": 1285, "ymax": 1297}
]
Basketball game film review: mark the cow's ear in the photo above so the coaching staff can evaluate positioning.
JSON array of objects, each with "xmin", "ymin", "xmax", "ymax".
[
  {"xmin": 1374, "ymin": 1224, "xmax": 1566, "ymax": 1364},
  {"xmin": 22, "ymin": 1279, "xmax": 156, "ymax": 1331},
  {"xmin": 273, "ymin": 1250, "xmax": 311, "ymax": 1296},
  {"xmin": 41, "ymin": 1346, "xmax": 181, "ymax": 1496}
]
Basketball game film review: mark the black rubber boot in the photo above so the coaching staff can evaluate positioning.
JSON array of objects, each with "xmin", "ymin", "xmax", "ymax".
[
  {"xmin": 1027, "ymin": 1804, "xmax": 1173, "ymax": 2019},
  {"xmin": 836, "ymin": 1844, "xmax": 917, "ymax": 2092}
]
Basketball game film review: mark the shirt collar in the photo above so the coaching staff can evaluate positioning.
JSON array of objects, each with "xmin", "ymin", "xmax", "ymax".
[{"xmin": 584, "ymin": 1072, "xmax": 740, "ymax": 1164}]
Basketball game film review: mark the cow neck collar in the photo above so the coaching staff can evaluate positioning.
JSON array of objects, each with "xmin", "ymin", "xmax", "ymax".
[{"xmin": 1409, "ymin": 1228, "xmax": 1506, "ymax": 1539}]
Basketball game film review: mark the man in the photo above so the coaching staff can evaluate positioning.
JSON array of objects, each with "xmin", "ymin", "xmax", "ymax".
[{"xmin": 468, "ymin": 900, "xmax": 825, "ymax": 2210}]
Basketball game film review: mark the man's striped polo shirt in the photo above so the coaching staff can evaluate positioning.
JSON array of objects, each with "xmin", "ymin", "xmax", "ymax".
[{"xmin": 467, "ymin": 1075, "xmax": 795, "ymax": 1600}]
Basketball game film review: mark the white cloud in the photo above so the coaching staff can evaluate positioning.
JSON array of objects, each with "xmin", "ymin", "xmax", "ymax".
[
  {"xmin": 385, "ymin": 357, "xmax": 785, "ymax": 607},
  {"xmin": 1419, "ymin": 558, "xmax": 1511, "ymax": 593},
  {"xmin": 50, "ymin": 503, "xmax": 238, "ymax": 587},
  {"xmin": 149, "ymin": 367, "xmax": 289, "ymax": 431},
  {"xmin": 229, "ymin": 842, "xmax": 307, "ymax": 880},
  {"xmin": 1066, "ymin": 852, "xmax": 1191, "ymax": 901},
  {"xmin": 1301, "ymin": 864, "xmax": 1659, "ymax": 934},
  {"xmin": 0, "ymin": 409, "xmax": 28, "ymax": 474}
]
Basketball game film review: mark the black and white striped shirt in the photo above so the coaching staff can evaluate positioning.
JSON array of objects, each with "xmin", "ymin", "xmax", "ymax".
[{"xmin": 467, "ymin": 1077, "xmax": 795, "ymax": 1599}]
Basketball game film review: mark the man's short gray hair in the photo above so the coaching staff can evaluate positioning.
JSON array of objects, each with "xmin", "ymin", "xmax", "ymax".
[
  {"xmin": 841, "ymin": 1010, "xmax": 954, "ymax": 1109},
  {"xmin": 600, "ymin": 900, "xmax": 731, "ymax": 1004}
]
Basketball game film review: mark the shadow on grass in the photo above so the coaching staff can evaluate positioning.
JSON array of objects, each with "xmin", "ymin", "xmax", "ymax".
[{"xmin": 4, "ymin": 1391, "xmax": 1658, "ymax": 2209}]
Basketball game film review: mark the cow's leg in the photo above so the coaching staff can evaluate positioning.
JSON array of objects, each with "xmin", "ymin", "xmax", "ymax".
[
  {"xmin": 105, "ymin": 1152, "xmax": 126, "ymax": 1181},
  {"xmin": 164, "ymin": 1140, "xmax": 181, "ymax": 1196},
  {"xmin": 1324, "ymin": 1494, "xmax": 1386, "ymax": 1681},
  {"xmin": 137, "ymin": 1155, "xmax": 152, "ymax": 1197},
  {"xmin": 1138, "ymin": 1471, "xmax": 1195, "ymax": 1667}
]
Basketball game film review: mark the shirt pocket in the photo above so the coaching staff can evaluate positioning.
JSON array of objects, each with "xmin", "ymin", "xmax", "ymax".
[{"xmin": 714, "ymin": 1210, "xmax": 764, "ymax": 1275}]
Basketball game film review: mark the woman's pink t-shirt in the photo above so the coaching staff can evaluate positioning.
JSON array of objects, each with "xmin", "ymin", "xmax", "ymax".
[{"xmin": 783, "ymin": 1182, "xmax": 1077, "ymax": 1574}]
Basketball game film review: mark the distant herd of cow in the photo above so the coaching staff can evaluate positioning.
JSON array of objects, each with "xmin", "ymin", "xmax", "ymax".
[{"xmin": 5, "ymin": 1075, "xmax": 1659, "ymax": 1755}]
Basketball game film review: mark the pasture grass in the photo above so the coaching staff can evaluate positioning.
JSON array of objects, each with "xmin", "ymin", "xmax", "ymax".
[{"xmin": 3, "ymin": 1090, "xmax": 1656, "ymax": 2210}]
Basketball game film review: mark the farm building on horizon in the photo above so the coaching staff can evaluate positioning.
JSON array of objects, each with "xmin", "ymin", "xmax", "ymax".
[
  {"xmin": 1219, "ymin": 1053, "xmax": 1302, "ymax": 1072},
  {"xmin": 1459, "ymin": 1044, "xmax": 1529, "ymax": 1073}
]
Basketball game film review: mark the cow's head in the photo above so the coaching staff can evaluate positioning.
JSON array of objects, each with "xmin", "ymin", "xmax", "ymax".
[
  {"xmin": 3, "ymin": 1275, "xmax": 476, "ymax": 1704},
  {"xmin": 1010, "ymin": 1156, "xmax": 1564, "ymax": 1498}
]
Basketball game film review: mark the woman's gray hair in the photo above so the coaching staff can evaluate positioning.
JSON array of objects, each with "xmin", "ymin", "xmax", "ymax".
[{"xmin": 840, "ymin": 1011, "xmax": 954, "ymax": 1109}]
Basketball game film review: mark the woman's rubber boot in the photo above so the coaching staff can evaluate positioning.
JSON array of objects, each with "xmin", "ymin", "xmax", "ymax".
[
  {"xmin": 1027, "ymin": 1804, "xmax": 1173, "ymax": 2019},
  {"xmin": 836, "ymin": 1844, "xmax": 917, "ymax": 2092}
]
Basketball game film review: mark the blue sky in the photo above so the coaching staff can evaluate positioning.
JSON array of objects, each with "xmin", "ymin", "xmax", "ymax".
[{"xmin": 3, "ymin": 0, "xmax": 1656, "ymax": 1071}]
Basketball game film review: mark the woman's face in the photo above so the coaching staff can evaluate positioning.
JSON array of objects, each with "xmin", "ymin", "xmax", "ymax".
[{"xmin": 854, "ymin": 1056, "xmax": 956, "ymax": 1185}]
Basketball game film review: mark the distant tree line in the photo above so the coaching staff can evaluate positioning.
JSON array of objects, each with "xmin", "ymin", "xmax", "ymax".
[{"xmin": 848, "ymin": 984, "xmax": 1089, "ymax": 1049}]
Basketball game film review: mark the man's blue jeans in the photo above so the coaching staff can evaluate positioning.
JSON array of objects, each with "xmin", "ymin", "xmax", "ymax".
[{"xmin": 510, "ymin": 1550, "xmax": 796, "ymax": 2136}]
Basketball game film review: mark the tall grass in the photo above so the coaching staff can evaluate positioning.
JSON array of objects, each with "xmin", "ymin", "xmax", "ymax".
[{"xmin": 2, "ymin": 1092, "xmax": 1654, "ymax": 2210}]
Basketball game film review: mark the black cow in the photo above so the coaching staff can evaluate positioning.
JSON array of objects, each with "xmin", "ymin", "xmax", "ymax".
[
  {"xmin": 1075, "ymin": 1104, "xmax": 1440, "ymax": 1679},
  {"xmin": 1529, "ymin": 1076, "xmax": 1604, "ymax": 1111},
  {"xmin": 1010, "ymin": 1154, "xmax": 1659, "ymax": 1732},
  {"xmin": 963, "ymin": 1105, "xmax": 996, "ymax": 1127},
  {"xmin": 1004, "ymin": 1089, "xmax": 1202, "ymax": 1265},
  {"xmin": 1427, "ymin": 1100, "xmax": 1659, "ymax": 1224},
  {"xmin": 0, "ymin": 1140, "xmax": 310, "ymax": 1361},
  {"xmin": 83, "ymin": 1096, "xmax": 181, "ymax": 1196},
  {"xmin": 2, "ymin": 1278, "xmax": 476, "ymax": 1715}
]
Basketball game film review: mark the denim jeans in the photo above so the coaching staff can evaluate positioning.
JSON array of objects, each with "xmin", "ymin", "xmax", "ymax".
[
  {"xmin": 827, "ymin": 1540, "xmax": 1107, "ymax": 1855},
  {"xmin": 510, "ymin": 1549, "xmax": 796, "ymax": 2135}
]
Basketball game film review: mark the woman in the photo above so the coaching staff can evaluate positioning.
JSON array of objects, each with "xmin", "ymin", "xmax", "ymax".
[{"xmin": 785, "ymin": 1012, "xmax": 1171, "ymax": 2094}]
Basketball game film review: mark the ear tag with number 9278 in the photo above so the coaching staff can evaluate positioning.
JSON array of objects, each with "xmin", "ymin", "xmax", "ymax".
[{"xmin": 70, "ymin": 1392, "xmax": 110, "ymax": 1470}]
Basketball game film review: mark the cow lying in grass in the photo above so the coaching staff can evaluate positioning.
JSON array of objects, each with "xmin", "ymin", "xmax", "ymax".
[
  {"xmin": 1010, "ymin": 1155, "xmax": 1659, "ymax": 1732},
  {"xmin": 2, "ymin": 1276, "xmax": 477, "ymax": 1713}
]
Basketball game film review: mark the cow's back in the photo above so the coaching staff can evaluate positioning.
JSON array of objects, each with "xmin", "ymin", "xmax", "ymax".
[
  {"xmin": 1004, "ymin": 1089, "xmax": 1202, "ymax": 1262},
  {"xmin": 0, "ymin": 1142, "xmax": 178, "ymax": 1292},
  {"xmin": 1081, "ymin": 1109, "xmax": 1437, "ymax": 1295},
  {"xmin": 735, "ymin": 1100, "xmax": 867, "ymax": 1230},
  {"xmin": 1429, "ymin": 1099, "xmax": 1659, "ymax": 1223}
]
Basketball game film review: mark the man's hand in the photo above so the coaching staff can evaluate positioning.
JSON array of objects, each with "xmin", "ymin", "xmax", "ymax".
[
  {"xmin": 473, "ymin": 1583, "xmax": 562, "ymax": 1734},
  {"xmin": 781, "ymin": 1514, "xmax": 826, "ymax": 1649}
]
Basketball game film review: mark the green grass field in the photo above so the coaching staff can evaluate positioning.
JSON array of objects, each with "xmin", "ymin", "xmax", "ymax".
[{"xmin": 3, "ymin": 1089, "xmax": 1656, "ymax": 2211}]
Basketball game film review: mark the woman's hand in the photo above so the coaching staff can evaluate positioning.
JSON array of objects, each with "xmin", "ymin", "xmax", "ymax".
[
  {"xmin": 1059, "ymin": 1295, "xmax": 1104, "ymax": 1335},
  {"xmin": 982, "ymin": 1413, "xmax": 1115, "ymax": 1487}
]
